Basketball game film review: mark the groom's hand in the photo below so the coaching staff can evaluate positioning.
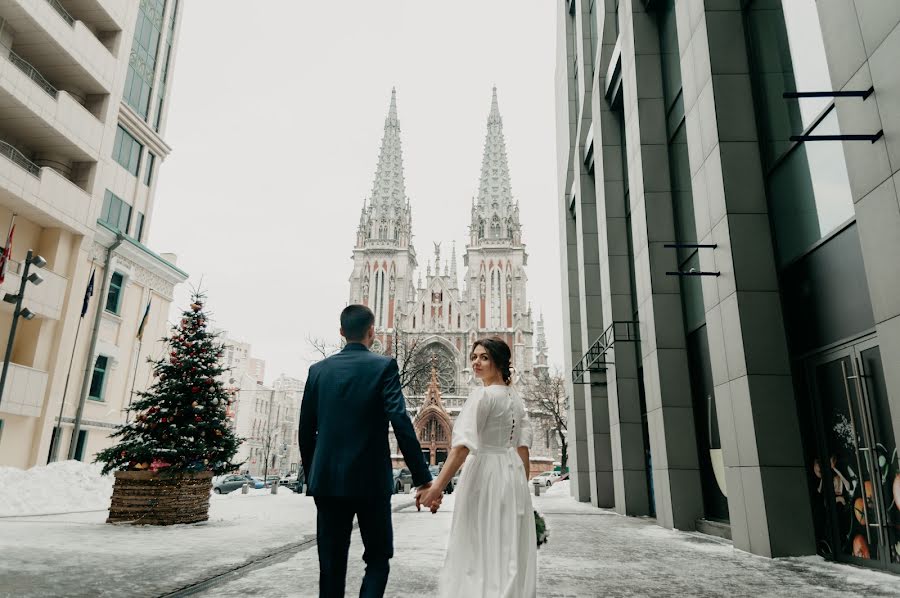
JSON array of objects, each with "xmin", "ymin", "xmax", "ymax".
[{"xmin": 415, "ymin": 482, "xmax": 432, "ymax": 512}]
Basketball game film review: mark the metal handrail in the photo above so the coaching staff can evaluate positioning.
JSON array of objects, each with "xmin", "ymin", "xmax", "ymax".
[
  {"xmin": 0, "ymin": 140, "xmax": 41, "ymax": 177},
  {"xmin": 572, "ymin": 320, "xmax": 640, "ymax": 384},
  {"xmin": 7, "ymin": 50, "xmax": 58, "ymax": 98},
  {"xmin": 46, "ymin": 0, "xmax": 75, "ymax": 26}
]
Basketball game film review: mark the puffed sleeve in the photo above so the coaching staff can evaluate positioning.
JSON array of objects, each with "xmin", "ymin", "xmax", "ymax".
[
  {"xmin": 514, "ymin": 397, "xmax": 533, "ymax": 449},
  {"xmin": 451, "ymin": 389, "xmax": 483, "ymax": 451}
]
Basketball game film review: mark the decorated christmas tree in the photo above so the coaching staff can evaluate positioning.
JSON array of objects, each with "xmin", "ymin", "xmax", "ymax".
[{"xmin": 96, "ymin": 293, "xmax": 241, "ymax": 476}]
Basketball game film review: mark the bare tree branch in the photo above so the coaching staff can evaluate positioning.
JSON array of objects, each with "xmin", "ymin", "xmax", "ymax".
[
  {"xmin": 305, "ymin": 334, "xmax": 340, "ymax": 362},
  {"xmin": 520, "ymin": 369, "xmax": 569, "ymax": 472}
]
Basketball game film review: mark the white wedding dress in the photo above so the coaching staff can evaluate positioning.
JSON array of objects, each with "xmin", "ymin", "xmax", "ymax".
[{"xmin": 438, "ymin": 384, "xmax": 537, "ymax": 598}]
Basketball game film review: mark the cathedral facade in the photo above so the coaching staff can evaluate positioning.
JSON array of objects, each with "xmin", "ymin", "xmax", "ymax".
[{"xmin": 348, "ymin": 88, "xmax": 556, "ymax": 471}]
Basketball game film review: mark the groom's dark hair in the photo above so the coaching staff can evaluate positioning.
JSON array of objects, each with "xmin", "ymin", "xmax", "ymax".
[{"xmin": 341, "ymin": 304, "xmax": 375, "ymax": 342}]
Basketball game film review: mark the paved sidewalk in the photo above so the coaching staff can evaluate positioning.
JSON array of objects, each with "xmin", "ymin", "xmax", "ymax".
[{"xmin": 198, "ymin": 484, "xmax": 900, "ymax": 598}]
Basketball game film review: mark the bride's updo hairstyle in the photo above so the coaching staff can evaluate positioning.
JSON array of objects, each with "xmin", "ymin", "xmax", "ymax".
[{"xmin": 471, "ymin": 336, "xmax": 513, "ymax": 386}]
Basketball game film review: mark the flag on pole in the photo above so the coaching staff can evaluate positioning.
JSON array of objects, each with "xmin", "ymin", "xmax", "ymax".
[
  {"xmin": 0, "ymin": 219, "xmax": 15, "ymax": 285},
  {"xmin": 80, "ymin": 269, "xmax": 95, "ymax": 318},
  {"xmin": 136, "ymin": 299, "xmax": 152, "ymax": 341}
]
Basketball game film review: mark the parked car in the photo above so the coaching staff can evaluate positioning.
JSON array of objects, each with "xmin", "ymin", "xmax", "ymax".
[
  {"xmin": 532, "ymin": 471, "xmax": 557, "ymax": 487},
  {"xmin": 212, "ymin": 474, "xmax": 258, "ymax": 494},
  {"xmin": 391, "ymin": 468, "xmax": 402, "ymax": 494},
  {"xmin": 429, "ymin": 465, "xmax": 454, "ymax": 494},
  {"xmin": 281, "ymin": 469, "xmax": 306, "ymax": 493},
  {"xmin": 248, "ymin": 476, "xmax": 269, "ymax": 489},
  {"xmin": 397, "ymin": 467, "xmax": 413, "ymax": 491}
]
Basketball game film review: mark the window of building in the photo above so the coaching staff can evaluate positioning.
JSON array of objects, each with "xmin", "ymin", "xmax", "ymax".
[
  {"xmin": 154, "ymin": 0, "xmax": 178, "ymax": 131},
  {"xmin": 88, "ymin": 356, "xmax": 109, "ymax": 401},
  {"xmin": 144, "ymin": 152, "xmax": 155, "ymax": 186},
  {"xmin": 74, "ymin": 430, "xmax": 88, "ymax": 462},
  {"xmin": 745, "ymin": 0, "xmax": 853, "ymax": 266},
  {"xmin": 134, "ymin": 212, "xmax": 145, "ymax": 243},
  {"xmin": 112, "ymin": 125, "xmax": 143, "ymax": 176},
  {"xmin": 124, "ymin": 0, "xmax": 167, "ymax": 119},
  {"xmin": 100, "ymin": 190, "xmax": 133, "ymax": 234},
  {"xmin": 106, "ymin": 272, "xmax": 124, "ymax": 314}
]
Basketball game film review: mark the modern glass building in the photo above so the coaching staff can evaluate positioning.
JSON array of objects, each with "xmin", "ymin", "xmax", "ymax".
[{"xmin": 555, "ymin": 0, "xmax": 900, "ymax": 572}]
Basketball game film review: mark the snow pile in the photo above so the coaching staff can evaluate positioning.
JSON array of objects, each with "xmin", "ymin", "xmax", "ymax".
[
  {"xmin": 0, "ymin": 460, "xmax": 113, "ymax": 517},
  {"xmin": 544, "ymin": 479, "xmax": 570, "ymax": 497}
]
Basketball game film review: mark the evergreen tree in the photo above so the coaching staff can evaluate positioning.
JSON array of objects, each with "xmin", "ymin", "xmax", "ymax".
[{"xmin": 96, "ymin": 293, "xmax": 241, "ymax": 475}]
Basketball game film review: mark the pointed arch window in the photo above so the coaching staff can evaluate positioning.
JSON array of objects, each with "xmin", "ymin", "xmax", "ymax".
[
  {"xmin": 490, "ymin": 216, "xmax": 501, "ymax": 238},
  {"xmin": 491, "ymin": 270, "xmax": 501, "ymax": 327}
]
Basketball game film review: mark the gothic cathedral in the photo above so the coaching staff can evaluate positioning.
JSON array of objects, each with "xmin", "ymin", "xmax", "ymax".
[{"xmin": 348, "ymin": 88, "xmax": 554, "ymax": 470}]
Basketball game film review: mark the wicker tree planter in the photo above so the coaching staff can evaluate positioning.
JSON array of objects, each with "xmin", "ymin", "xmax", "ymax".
[{"xmin": 107, "ymin": 470, "xmax": 214, "ymax": 525}]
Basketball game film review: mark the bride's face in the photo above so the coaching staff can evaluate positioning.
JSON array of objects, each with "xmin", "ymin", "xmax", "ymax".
[{"xmin": 470, "ymin": 345, "xmax": 497, "ymax": 381}]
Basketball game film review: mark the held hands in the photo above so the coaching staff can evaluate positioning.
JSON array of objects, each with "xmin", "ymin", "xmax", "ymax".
[{"xmin": 415, "ymin": 482, "xmax": 443, "ymax": 514}]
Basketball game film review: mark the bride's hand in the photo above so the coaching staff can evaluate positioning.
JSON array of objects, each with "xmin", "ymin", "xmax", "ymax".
[{"xmin": 420, "ymin": 485, "xmax": 443, "ymax": 510}]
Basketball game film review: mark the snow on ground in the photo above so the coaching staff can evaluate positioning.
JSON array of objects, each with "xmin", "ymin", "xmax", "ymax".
[
  {"xmin": 200, "ymin": 484, "xmax": 900, "ymax": 598},
  {"xmin": 3, "ymin": 467, "xmax": 898, "ymax": 598},
  {"xmin": 0, "ymin": 463, "xmax": 417, "ymax": 598},
  {"xmin": 0, "ymin": 461, "xmax": 113, "ymax": 517}
]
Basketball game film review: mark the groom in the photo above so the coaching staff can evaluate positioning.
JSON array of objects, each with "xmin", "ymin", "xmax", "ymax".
[{"xmin": 299, "ymin": 304, "xmax": 434, "ymax": 598}]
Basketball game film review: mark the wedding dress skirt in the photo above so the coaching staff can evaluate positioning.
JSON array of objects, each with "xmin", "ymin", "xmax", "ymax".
[{"xmin": 438, "ymin": 385, "xmax": 537, "ymax": 598}]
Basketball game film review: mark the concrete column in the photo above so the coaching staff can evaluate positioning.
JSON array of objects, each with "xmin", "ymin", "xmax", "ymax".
[
  {"xmin": 618, "ymin": 0, "xmax": 703, "ymax": 530},
  {"xmin": 556, "ymin": 2, "xmax": 591, "ymax": 502},
  {"xmin": 817, "ymin": 0, "xmax": 900, "ymax": 467},
  {"xmin": 591, "ymin": 0, "xmax": 651, "ymax": 517},
  {"xmin": 569, "ymin": 0, "xmax": 616, "ymax": 509},
  {"xmin": 674, "ymin": 0, "xmax": 814, "ymax": 556}
]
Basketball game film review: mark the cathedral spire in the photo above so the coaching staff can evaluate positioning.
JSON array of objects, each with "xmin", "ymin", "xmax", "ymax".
[
  {"xmin": 449, "ymin": 241, "xmax": 458, "ymax": 289},
  {"xmin": 357, "ymin": 88, "xmax": 413, "ymax": 249},
  {"xmin": 535, "ymin": 311, "xmax": 549, "ymax": 375},
  {"xmin": 470, "ymin": 86, "xmax": 521, "ymax": 246}
]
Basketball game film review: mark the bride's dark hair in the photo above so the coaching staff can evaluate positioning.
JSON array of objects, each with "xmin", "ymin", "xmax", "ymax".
[{"xmin": 471, "ymin": 336, "xmax": 513, "ymax": 385}]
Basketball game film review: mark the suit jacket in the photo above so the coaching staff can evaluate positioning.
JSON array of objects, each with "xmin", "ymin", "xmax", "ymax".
[{"xmin": 299, "ymin": 343, "xmax": 432, "ymax": 496}]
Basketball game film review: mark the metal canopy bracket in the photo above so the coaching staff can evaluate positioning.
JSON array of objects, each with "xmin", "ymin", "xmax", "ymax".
[
  {"xmin": 784, "ymin": 87, "xmax": 883, "ymax": 142},
  {"xmin": 664, "ymin": 243, "xmax": 720, "ymax": 277},
  {"xmin": 572, "ymin": 321, "xmax": 639, "ymax": 385}
]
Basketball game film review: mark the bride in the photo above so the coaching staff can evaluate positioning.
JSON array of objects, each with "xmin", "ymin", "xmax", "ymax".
[{"xmin": 419, "ymin": 336, "xmax": 537, "ymax": 598}]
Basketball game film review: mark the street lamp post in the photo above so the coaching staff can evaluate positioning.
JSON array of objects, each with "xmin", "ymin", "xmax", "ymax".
[{"xmin": 0, "ymin": 249, "xmax": 46, "ymax": 408}]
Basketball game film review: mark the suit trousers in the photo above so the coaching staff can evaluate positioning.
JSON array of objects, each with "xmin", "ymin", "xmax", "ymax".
[{"xmin": 314, "ymin": 496, "xmax": 393, "ymax": 598}]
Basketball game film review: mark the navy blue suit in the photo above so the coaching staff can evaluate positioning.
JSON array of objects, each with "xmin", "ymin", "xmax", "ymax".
[{"xmin": 299, "ymin": 342, "xmax": 431, "ymax": 597}]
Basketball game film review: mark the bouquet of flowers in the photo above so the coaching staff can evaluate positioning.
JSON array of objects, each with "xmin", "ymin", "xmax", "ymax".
[{"xmin": 534, "ymin": 510, "xmax": 549, "ymax": 548}]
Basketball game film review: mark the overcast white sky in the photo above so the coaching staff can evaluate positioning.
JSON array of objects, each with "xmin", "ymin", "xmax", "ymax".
[{"xmin": 150, "ymin": 1, "xmax": 562, "ymax": 383}]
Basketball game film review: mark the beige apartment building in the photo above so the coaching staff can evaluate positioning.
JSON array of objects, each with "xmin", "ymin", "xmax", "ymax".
[{"xmin": 0, "ymin": 0, "xmax": 187, "ymax": 469}]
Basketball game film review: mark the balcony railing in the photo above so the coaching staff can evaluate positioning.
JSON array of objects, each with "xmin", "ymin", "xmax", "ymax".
[
  {"xmin": 7, "ymin": 49, "xmax": 58, "ymax": 98},
  {"xmin": 46, "ymin": 0, "xmax": 75, "ymax": 26},
  {"xmin": 0, "ymin": 140, "xmax": 41, "ymax": 177},
  {"xmin": 572, "ymin": 320, "xmax": 640, "ymax": 385}
]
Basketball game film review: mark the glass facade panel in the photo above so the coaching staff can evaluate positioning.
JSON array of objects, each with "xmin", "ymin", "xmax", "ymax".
[
  {"xmin": 112, "ymin": 125, "xmax": 143, "ymax": 176},
  {"xmin": 100, "ymin": 191, "xmax": 132, "ymax": 234},
  {"xmin": 746, "ymin": 0, "xmax": 836, "ymax": 164},
  {"xmin": 155, "ymin": 0, "xmax": 178, "ymax": 131},
  {"xmin": 659, "ymin": 0, "xmax": 681, "ymax": 113},
  {"xmin": 747, "ymin": 0, "xmax": 855, "ymax": 266},
  {"xmin": 124, "ymin": 0, "xmax": 166, "ymax": 119}
]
